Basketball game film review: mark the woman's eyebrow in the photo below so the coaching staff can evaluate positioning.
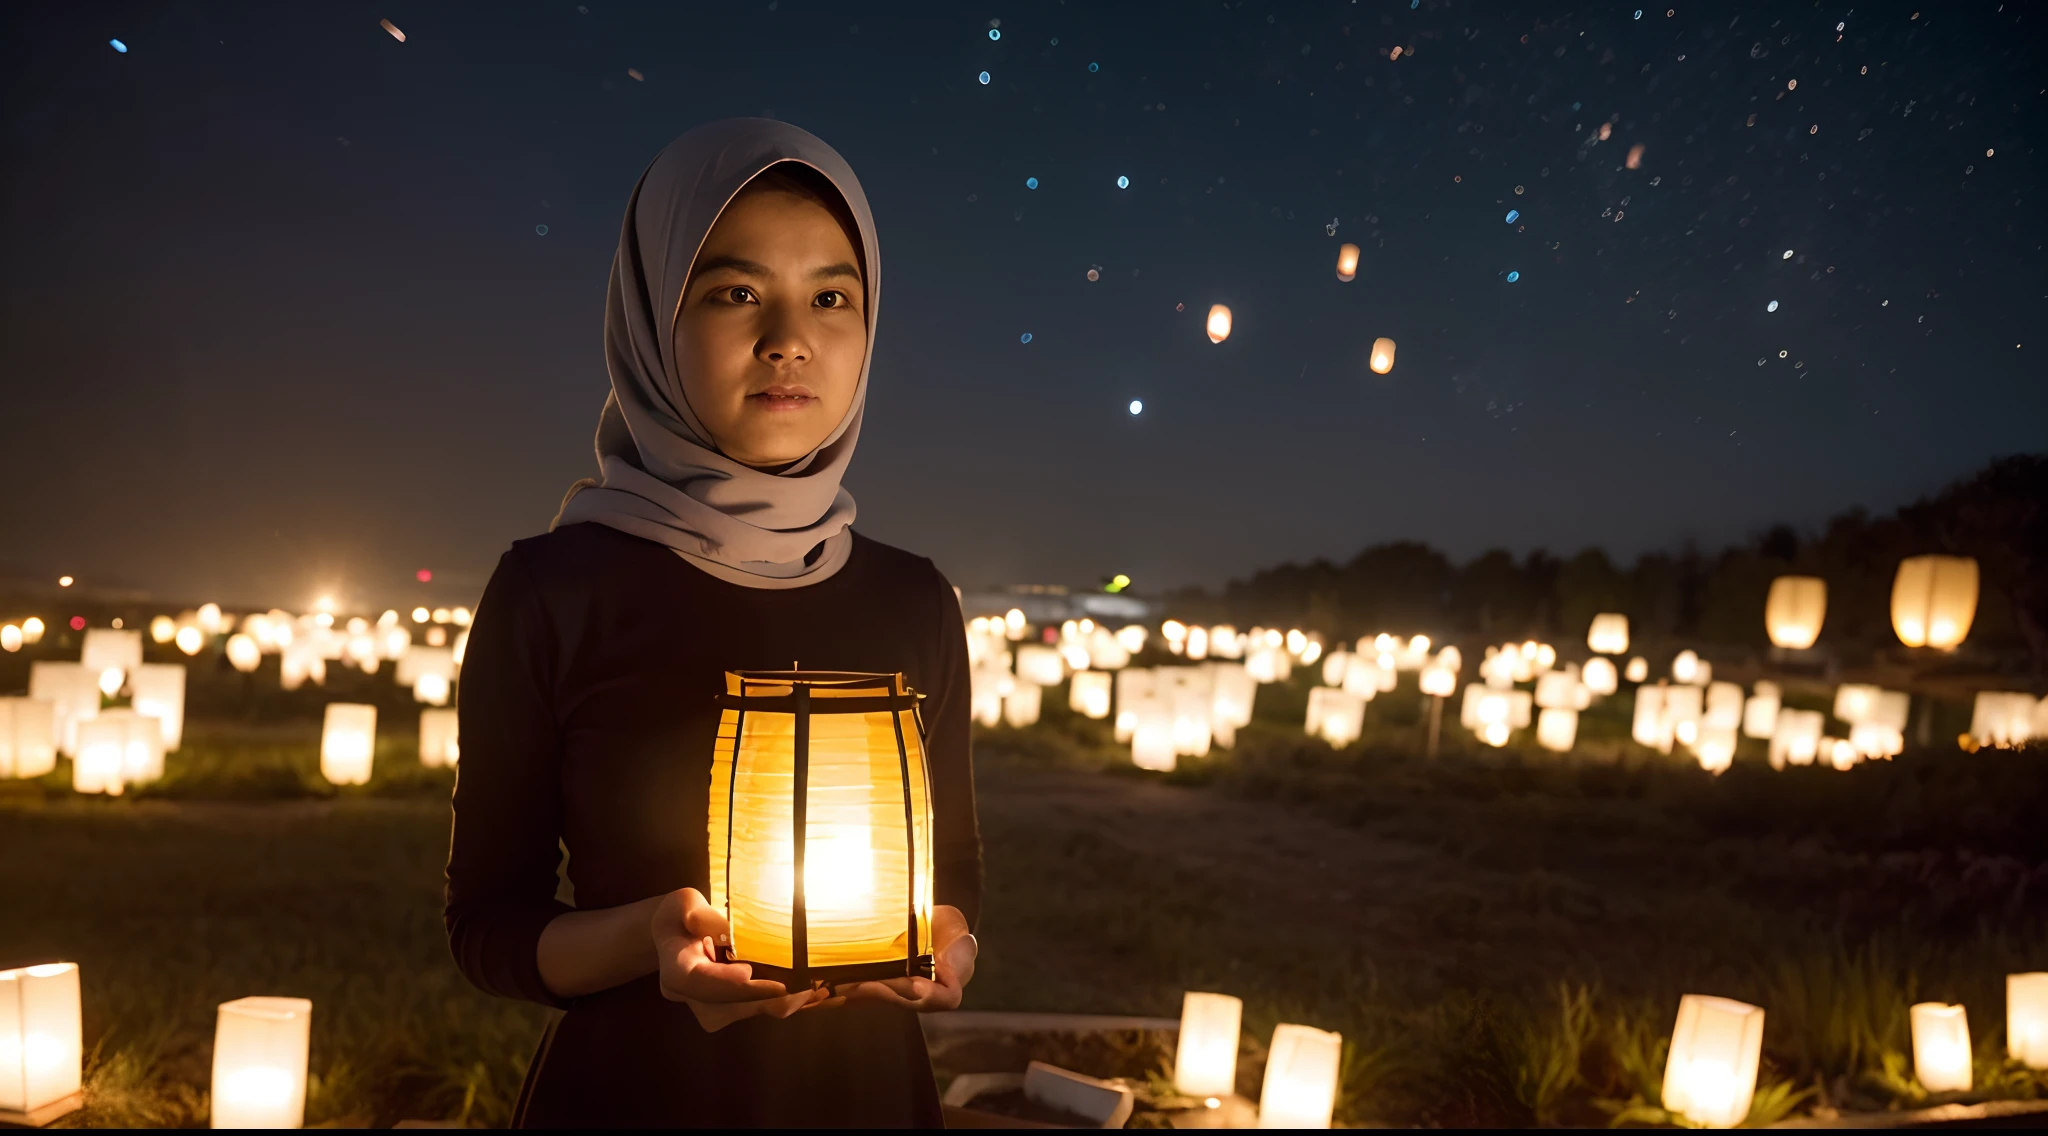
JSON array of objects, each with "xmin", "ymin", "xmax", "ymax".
[
  {"xmin": 693, "ymin": 254, "xmax": 771, "ymax": 277},
  {"xmin": 811, "ymin": 262, "xmax": 861, "ymax": 281}
]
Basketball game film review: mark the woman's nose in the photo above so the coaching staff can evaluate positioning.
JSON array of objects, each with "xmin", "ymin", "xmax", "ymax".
[{"xmin": 755, "ymin": 307, "xmax": 811, "ymax": 365}]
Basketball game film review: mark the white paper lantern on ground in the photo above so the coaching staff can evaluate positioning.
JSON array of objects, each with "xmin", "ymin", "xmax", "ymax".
[
  {"xmin": 28, "ymin": 662, "xmax": 99, "ymax": 757},
  {"xmin": 1582, "ymin": 656, "xmax": 1618, "ymax": 696},
  {"xmin": 1661, "ymin": 994, "xmax": 1764, "ymax": 1128},
  {"xmin": 0, "ymin": 962, "xmax": 83, "ymax": 1123},
  {"xmin": 1587, "ymin": 613, "xmax": 1630, "ymax": 655},
  {"xmin": 1534, "ymin": 671, "xmax": 1578, "ymax": 711},
  {"xmin": 1665, "ymin": 684, "xmax": 1704, "ymax": 746},
  {"xmin": 1969, "ymin": 692, "xmax": 2036, "ymax": 749},
  {"xmin": 1909, "ymin": 1002, "xmax": 1972, "ymax": 1093},
  {"xmin": 2010, "ymin": 973, "xmax": 2048, "ymax": 1069},
  {"xmin": 1695, "ymin": 726, "xmax": 1738, "ymax": 774},
  {"xmin": 1208, "ymin": 663, "xmax": 1256, "ymax": 734},
  {"xmin": 1130, "ymin": 699, "xmax": 1175, "ymax": 772},
  {"xmin": 80, "ymin": 628, "xmax": 142, "ymax": 680},
  {"xmin": 1418, "ymin": 665, "xmax": 1456, "ymax": 698},
  {"xmin": 1321, "ymin": 651, "xmax": 1349, "ymax": 688},
  {"xmin": 1742, "ymin": 682, "xmax": 1781, "ymax": 740},
  {"xmin": 1536, "ymin": 708, "xmax": 1578, "ymax": 753},
  {"xmin": 1866, "ymin": 691, "xmax": 1910, "ymax": 732},
  {"xmin": 1015, "ymin": 645, "xmax": 1065, "ymax": 688},
  {"xmin": 101, "ymin": 708, "xmax": 165, "ymax": 785},
  {"xmin": 1305, "ymin": 687, "xmax": 1364, "ymax": 748},
  {"xmin": 418, "ymin": 708, "xmax": 459, "ymax": 768},
  {"xmin": 129, "ymin": 663, "xmax": 187, "ymax": 751},
  {"xmin": 1849, "ymin": 723, "xmax": 1904, "ymax": 759},
  {"xmin": 0, "ymin": 698, "xmax": 59, "ymax": 780},
  {"xmin": 1175, "ymin": 991, "xmax": 1243, "ymax": 1099},
  {"xmin": 71, "ymin": 718, "xmax": 129, "ymax": 796},
  {"xmin": 226, "ymin": 633, "xmax": 262, "ymax": 673},
  {"xmin": 1891, "ymin": 556, "xmax": 1978, "ymax": 650},
  {"xmin": 1257, "ymin": 1023, "xmax": 1341, "ymax": 1129},
  {"xmin": 1765, "ymin": 576, "xmax": 1827, "ymax": 649},
  {"xmin": 210, "ymin": 996, "xmax": 312, "ymax": 1129},
  {"xmin": 1114, "ymin": 669, "xmax": 1154, "ymax": 742},
  {"xmin": 1004, "ymin": 681, "xmax": 1044, "ymax": 728},
  {"xmin": 1171, "ymin": 689, "xmax": 1214, "ymax": 757},
  {"xmin": 1671, "ymin": 650, "xmax": 1705, "ymax": 685},
  {"xmin": 1625, "ymin": 656, "xmax": 1649, "ymax": 683},
  {"xmin": 1632, "ymin": 685, "xmax": 1672, "ymax": 753},
  {"xmin": 1340, "ymin": 656, "xmax": 1386, "ymax": 699},
  {"xmin": 1704, "ymin": 682, "xmax": 1744, "ymax": 731},
  {"xmin": 1769, "ymin": 709, "xmax": 1823, "ymax": 769},
  {"xmin": 1245, "ymin": 646, "xmax": 1290, "ymax": 684},
  {"xmin": 1069, "ymin": 671, "xmax": 1112, "ymax": 720},
  {"xmin": 1832, "ymin": 683, "xmax": 1880, "ymax": 726},
  {"xmin": 319, "ymin": 704, "xmax": 376, "ymax": 786}
]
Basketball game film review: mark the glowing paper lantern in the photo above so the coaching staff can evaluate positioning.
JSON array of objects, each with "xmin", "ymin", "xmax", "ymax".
[
  {"xmin": 1704, "ymin": 682, "xmax": 1744, "ymax": 731},
  {"xmin": 1909, "ymin": 1002, "xmax": 1972, "ymax": 1093},
  {"xmin": 1174, "ymin": 991, "xmax": 1243, "ymax": 1098},
  {"xmin": 1206, "ymin": 304, "xmax": 1232, "ymax": 344},
  {"xmin": 1742, "ymin": 681, "xmax": 1781, "ymax": 740},
  {"xmin": 149, "ymin": 615, "xmax": 176, "ymax": 644},
  {"xmin": 28, "ymin": 662, "xmax": 99, "ymax": 757},
  {"xmin": 210, "ymin": 996, "xmax": 312, "ymax": 1129},
  {"xmin": 1695, "ymin": 726, "xmax": 1737, "ymax": 774},
  {"xmin": 1004, "ymin": 681, "xmax": 1043, "ymax": 728},
  {"xmin": 1335, "ymin": 243, "xmax": 1360, "ymax": 282},
  {"xmin": 1418, "ymin": 664, "xmax": 1456, "ymax": 698},
  {"xmin": 1849, "ymin": 723, "xmax": 1904, "ymax": 760},
  {"xmin": 1969, "ymin": 692, "xmax": 2035, "ymax": 749},
  {"xmin": 1341, "ymin": 656, "xmax": 1386, "ymax": 699},
  {"xmin": 0, "ymin": 625, "xmax": 18, "ymax": 653},
  {"xmin": 319, "ymin": 703, "xmax": 377, "ymax": 786},
  {"xmin": 175, "ymin": 625, "xmax": 204, "ymax": 655},
  {"xmin": 707, "ymin": 672, "xmax": 934, "ymax": 988},
  {"xmin": 1671, "ymin": 650, "xmax": 1703, "ymax": 685},
  {"xmin": 1368, "ymin": 337, "xmax": 1395, "ymax": 375},
  {"xmin": 1632, "ymin": 685, "xmax": 1673, "ymax": 753},
  {"xmin": 1891, "ymin": 555, "xmax": 1978, "ymax": 650},
  {"xmin": 1586, "ymin": 613, "xmax": 1630, "ymax": 655},
  {"xmin": 80, "ymin": 628, "xmax": 142, "ymax": 679},
  {"xmin": 97, "ymin": 708, "xmax": 164, "ymax": 785},
  {"xmin": 129, "ymin": 662, "xmax": 186, "ymax": 751},
  {"xmin": 1257, "ymin": 1023, "xmax": 1341, "ymax": 1129},
  {"xmin": 2009, "ymin": 973, "xmax": 2048, "ymax": 1069},
  {"xmin": 71, "ymin": 718, "xmax": 128, "ymax": 796},
  {"xmin": 1015, "ymin": 644, "xmax": 1065, "ymax": 688},
  {"xmin": 969, "ymin": 667, "xmax": 1005, "ymax": 728},
  {"xmin": 1660, "ymin": 994, "xmax": 1764, "ymax": 1129},
  {"xmin": 1114, "ymin": 668, "xmax": 1154, "ymax": 743},
  {"xmin": 1764, "ymin": 576, "xmax": 1826, "ymax": 649},
  {"xmin": 1186, "ymin": 625, "xmax": 1210, "ymax": 661},
  {"xmin": 1832, "ymin": 683, "xmax": 1880, "ymax": 726},
  {"xmin": 226, "ymin": 633, "xmax": 262, "ymax": 673},
  {"xmin": 1625, "ymin": 656, "xmax": 1649, "ymax": 683},
  {"xmin": 0, "ymin": 962, "xmax": 83, "ymax": 1123},
  {"xmin": 1130, "ymin": 698, "xmax": 1175, "ymax": 772},
  {"xmin": 1665, "ymin": 684, "xmax": 1704, "ymax": 746},
  {"xmin": 418, "ymin": 708, "xmax": 459, "ymax": 768},
  {"xmin": 1769, "ymin": 709, "xmax": 1823, "ymax": 769},
  {"xmin": 1208, "ymin": 662, "xmax": 1255, "ymax": 743},
  {"xmin": 1536, "ymin": 707, "xmax": 1578, "ymax": 753},
  {"xmin": 1305, "ymin": 687, "xmax": 1364, "ymax": 748},
  {"xmin": 20, "ymin": 617, "xmax": 44, "ymax": 645},
  {"xmin": 0, "ymin": 698, "xmax": 59, "ymax": 780},
  {"xmin": 1069, "ymin": 671, "xmax": 1112, "ymax": 720},
  {"xmin": 1320, "ymin": 650, "xmax": 1349, "ymax": 688},
  {"xmin": 1582, "ymin": 656, "xmax": 1618, "ymax": 696},
  {"xmin": 1535, "ymin": 671, "xmax": 1580, "ymax": 710},
  {"xmin": 1245, "ymin": 646, "xmax": 1290, "ymax": 684},
  {"xmin": 398, "ymin": 645, "xmax": 456, "ymax": 706}
]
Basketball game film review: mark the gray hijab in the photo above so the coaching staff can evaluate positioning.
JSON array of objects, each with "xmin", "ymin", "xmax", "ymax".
[{"xmin": 552, "ymin": 118, "xmax": 878, "ymax": 588}]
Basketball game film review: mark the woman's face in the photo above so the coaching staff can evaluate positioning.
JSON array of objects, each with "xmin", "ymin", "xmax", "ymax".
[{"xmin": 674, "ymin": 189, "xmax": 866, "ymax": 468}]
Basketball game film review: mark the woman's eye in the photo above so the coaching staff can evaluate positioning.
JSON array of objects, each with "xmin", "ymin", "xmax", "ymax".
[
  {"xmin": 725, "ymin": 286, "xmax": 756, "ymax": 304},
  {"xmin": 816, "ymin": 291, "xmax": 845, "ymax": 309}
]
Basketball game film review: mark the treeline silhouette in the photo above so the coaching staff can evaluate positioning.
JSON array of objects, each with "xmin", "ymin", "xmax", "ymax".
[{"xmin": 1162, "ymin": 455, "xmax": 2047, "ymax": 677}]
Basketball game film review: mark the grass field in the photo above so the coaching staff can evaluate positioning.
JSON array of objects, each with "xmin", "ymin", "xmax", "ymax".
[{"xmin": 3, "ymin": 674, "xmax": 2045, "ymax": 1127}]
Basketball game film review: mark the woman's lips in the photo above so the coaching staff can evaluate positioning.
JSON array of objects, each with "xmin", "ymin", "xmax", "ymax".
[{"xmin": 747, "ymin": 385, "xmax": 816, "ymax": 412}]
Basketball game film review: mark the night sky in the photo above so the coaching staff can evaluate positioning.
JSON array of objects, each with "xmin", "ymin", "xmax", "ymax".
[{"xmin": 2, "ymin": 1, "xmax": 2041, "ymax": 610}]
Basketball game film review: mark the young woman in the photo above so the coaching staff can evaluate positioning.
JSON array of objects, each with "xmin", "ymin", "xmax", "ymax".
[{"xmin": 445, "ymin": 119, "xmax": 981, "ymax": 1128}]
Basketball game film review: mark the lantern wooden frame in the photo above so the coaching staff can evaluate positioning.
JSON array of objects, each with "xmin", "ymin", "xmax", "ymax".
[{"xmin": 708, "ymin": 671, "xmax": 935, "ymax": 991}]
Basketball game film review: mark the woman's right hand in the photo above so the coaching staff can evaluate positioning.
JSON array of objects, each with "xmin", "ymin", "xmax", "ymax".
[{"xmin": 651, "ymin": 887, "xmax": 826, "ymax": 1032}]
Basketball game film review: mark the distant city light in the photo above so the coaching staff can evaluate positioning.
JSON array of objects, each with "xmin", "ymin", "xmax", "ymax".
[
  {"xmin": 1025, "ymin": 176, "xmax": 1038, "ymax": 189},
  {"xmin": 70, "ymin": 616, "xmax": 86, "ymax": 631},
  {"xmin": 978, "ymin": 71, "xmax": 990, "ymax": 85},
  {"xmin": 110, "ymin": 39, "xmax": 128, "ymax": 53},
  {"xmin": 1505, "ymin": 210, "xmax": 1520, "ymax": 223},
  {"xmin": 989, "ymin": 29, "xmax": 1000, "ymax": 40},
  {"xmin": 1105, "ymin": 573, "xmax": 1132, "ymax": 593},
  {"xmin": 416, "ymin": 569, "xmax": 433, "ymax": 582},
  {"xmin": 1767, "ymin": 300, "xmax": 1779, "ymax": 312},
  {"xmin": 1128, "ymin": 399, "xmax": 1144, "ymax": 415},
  {"xmin": 1020, "ymin": 332, "xmax": 1033, "ymax": 344},
  {"xmin": 1506, "ymin": 270, "xmax": 1521, "ymax": 282},
  {"xmin": 1116, "ymin": 175, "xmax": 1129, "ymax": 189},
  {"xmin": 59, "ymin": 575, "xmax": 74, "ymax": 587}
]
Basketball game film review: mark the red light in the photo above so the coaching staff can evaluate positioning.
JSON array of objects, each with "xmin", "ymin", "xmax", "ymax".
[
  {"xmin": 69, "ymin": 616, "xmax": 86, "ymax": 631},
  {"xmin": 416, "ymin": 569, "xmax": 433, "ymax": 583}
]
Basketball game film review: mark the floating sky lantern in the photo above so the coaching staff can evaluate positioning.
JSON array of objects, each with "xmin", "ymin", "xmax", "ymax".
[
  {"xmin": 1536, "ymin": 707, "xmax": 1578, "ymax": 753},
  {"xmin": 1764, "ymin": 576, "xmax": 1826, "ymax": 649},
  {"xmin": 1890, "ymin": 555, "xmax": 1979, "ymax": 650},
  {"xmin": 418, "ymin": 708, "xmax": 459, "ymax": 768},
  {"xmin": 210, "ymin": 996, "xmax": 312, "ymax": 1129},
  {"xmin": 708, "ymin": 672, "xmax": 935, "ymax": 990},
  {"xmin": 1069, "ymin": 671, "xmax": 1112, "ymax": 720},
  {"xmin": 1369, "ymin": 337, "xmax": 1396, "ymax": 375},
  {"xmin": 1909, "ymin": 1002, "xmax": 1972, "ymax": 1093},
  {"xmin": 1335, "ymin": 243, "xmax": 1360, "ymax": 282},
  {"xmin": 1206, "ymin": 304, "xmax": 1232, "ymax": 344},
  {"xmin": 0, "ymin": 698, "xmax": 58, "ymax": 780},
  {"xmin": 320, "ymin": 703, "xmax": 377, "ymax": 786},
  {"xmin": 1586, "ymin": 613, "xmax": 1630, "ymax": 655},
  {"xmin": 2010, "ymin": 973, "xmax": 2048, "ymax": 1069},
  {"xmin": 0, "ymin": 962, "xmax": 83, "ymax": 1124},
  {"xmin": 1257, "ymin": 1023, "xmax": 1342, "ymax": 1129},
  {"xmin": 1769, "ymin": 709, "xmax": 1823, "ymax": 769},
  {"xmin": 1661, "ymin": 994, "xmax": 1764, "ymax": 1128},
  {"xmin": 1175, "ymin": 991, "xmax": 1243, "ymax": 1100}
]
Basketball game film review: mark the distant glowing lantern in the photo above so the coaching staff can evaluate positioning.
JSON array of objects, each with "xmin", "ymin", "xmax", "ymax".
[
  {"xmin": 1321, "ymin": 650, "xmax": 1350, "ymax": 688},
  {"xmin": 1186, "ymin": 625, "xmax": 1210, "ymax": 661},
  {"xmin": 149, "ymin": 615, "xmax": 176, "ymax": 644},
  {"xmin": 1969, "ymin": 692, "xmax": 2035, "ymax": 749},
  {"xmin": 411, "ymin": 606, "xmax": 429, "ymax": 624},
  {"xmin": 707, "ymin": 672, "xmax": 935, "ymax": 989},
  {"xmin": 129, "ymin": 663, "xmax": 186, "ymax": 751},
  {"xmin": 1671, "ymin": 650, "xmax": 1703, "ymax": 685},
  {"xmin": 1832, "ymin": 684, "xmax": 1880, "ymax": 726},
  {"xmin": 1209, "ymin": 663, "xmax": 1256, "ymax": 739},
  {"xmin": 319, "ymin": 703, "xmax": 377, "ymax": 786},
  {"xmin": 1015, "ymin": 644, "xmax": 1065, "ymax": 687},
  {"xmin": 82, "ymin": 628, "xmax": 143, "ymax": 677},
  {"xmin": 0, "ymin": 625, "xmax": 18, "ymax": 653},
  {"xmin": 1534, "ymin": 671, "xmax": 1579, "ymax": 710},
  {"xmin": 197, "ymin": 603, "xmax": 224, "ymax": 633},
  {"xmin": 1587, "ymin": 613, "xmax": 1630, "ymax": 655},
  {"xmin": 1305, "ymin": 687, "xmax": 1364, "ymax": 748},
  {"xmin": 1206, "ymin": 304, "xmax": 1232, "ymax": 344},
  {"xmin": 1369, "ymin": 337, "xmax": 1396, "ymax": 375},
  {"xmin": 1004, "ymin": 681, "xmax": 1044, "ymax": 728},
  {"xmin": 1625, "ymin": 656, "xmax": 1649, "ymax": 683},
  {"xmin": 1245, "ymin": 646, "xmax": 1291, "ymax": 685},
  {"xmin": 1694, "ymin": 726, "xmax": 1737, "ymax": 774},
  {"xmin": 1115, "ymin": 624, "xmax": 1148, "ymax": 654},
  {"xmin": 0, "ymin": 698, "xmax": 59, "ymax": 780},
  {"xmin": 1626, "ymin": 143, "xmax": 1645, "ymax": 169},
  {"xmin": 399, "ymin": 645, "xmax": 455, "ymax": 706},
  {"xmin": 418, "ymin": 708, "xmax": 459, "ymax": 768},
  {"xmin": 1582, "ymin": 656, "xmax": 1618, "ymax": 696},
  {"xmin": 1335, "ymin": 243, "xmax": 1360, "ymax": 282},
  {"xmin": 1340, "ymin": 656, "xmax": 1385, "ymax": 699},
  {"xmin": 1661, "ymin": 994, "xmax": 1764, "ymax": 1129},
  {"xmin": 21, "ymin": 617, "xmax": 44, "ymax": 645},
  {"xmin": 1418, "ymin": 664, "xmax": 1456, "ymax": 698},
  {"xmin": 1131, "ymin": 698, "xmax": 1175, "ymax": 772},
  {"xmin": 1764, "ymin": 576, "xmax": 1826, "ymax": 649},
  {"xmin": 28, "ymin": 662, "xmax": 99, "ymax": 757},
  {"xmin": 174, "ymin": 625, "xmax": 204, "ymax": 655},
  {"xmin": 1632, "ymin": 684, "xmax": 1672, "ymax": 753},
  {"xmin": 1849, "ymin": 723, "xmax": 1903, "ymax": 760},
  {"xmin": 2010, "ymin": 973, "xmax": 2048, "ymax": 1069},
  {"xmin": 1004, "ymin": 608, "xmax": 1027, "ymax": 640},
  {"xmin": 226, "ymin": 634, "xmax": 262, "ymax": 673},
  {"xmin": 1823, "ymin": 736, "xmax": 1859, "ymax": 771},
  {"xmin": 1742, "ymin": 681, "xmax": 1781, "ymax": 740},
  {"xmin": 1769, "ymin": 709, "xmax": 1823, "ymax": 769},
  {"xmin": 1257, "ymin": 1023, "xmax": 1341, "ymax": 1129},
  {"xmin": 452, "ymin": 606, "xmax": 472, "ymax": 627},
  {"xmin": 1891, "ymin": 555, "xmax": 1978, "ymax": 650},
  {"xmin": 0, "ymin": 962, "xmax": 83, "ymax": 1124},
  {"xmin": 1536, "ymin": 707, "xmax": 1578, "ymax": 752},
  {"xmin": 1175, "ymin": 991, "xmax": 1243, "ymax": 1098},
  {"xmin": 1069, "ymin": 671, "xmax": 1112, "ymax": 719},
  {"xmin": 71, "ymin": 718, "xmax": 129, "ymax": 796},
  {"xmin": 1704, "ymin": 682, "xmax": 1744, "ymax": 731},
  {"xmin": 1114, "ymin": 668, "xmax": 1153, "ymax": 742},
  {"xmin": 1909, "ymin": 1002, "xmax": 1972, "ymax": 1093},
  {"xmin": 969, "ymin": 666, "xmax": 1005, "ymax": 727},
  {"xmin": 210, "ymin": 996, "xmax": 312, "ymax": 1129}
]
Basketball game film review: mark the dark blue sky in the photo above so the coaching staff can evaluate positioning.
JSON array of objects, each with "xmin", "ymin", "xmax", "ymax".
[{"xmin": 2, "ymin": 1, "xmax": 2041, "ymax": 609}]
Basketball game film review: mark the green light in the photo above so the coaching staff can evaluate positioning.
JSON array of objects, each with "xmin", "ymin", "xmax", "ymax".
[{"xmin": 1105, "ymin": 573, "xmax": 1131, "ymax": 593}]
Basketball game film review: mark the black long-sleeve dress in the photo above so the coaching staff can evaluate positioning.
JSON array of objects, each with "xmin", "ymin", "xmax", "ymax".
[{"xmin": 445, "ymin": 522, "xmax": 981, "ymax": 1128}]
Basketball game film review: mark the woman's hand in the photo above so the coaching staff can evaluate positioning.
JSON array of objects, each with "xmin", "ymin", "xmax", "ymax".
[
  {"xmin": 830, "ymin": 904, "xmax": 977, "ymax": 1013},
  {"xmin": 651, "ymin": 887, "xmax": 827, "ymax": 1032}
]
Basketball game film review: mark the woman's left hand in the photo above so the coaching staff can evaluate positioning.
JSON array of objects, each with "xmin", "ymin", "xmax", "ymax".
[{"xmin": 826, "ymin": 904, "xmax": 976, "ymax": 1012}]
